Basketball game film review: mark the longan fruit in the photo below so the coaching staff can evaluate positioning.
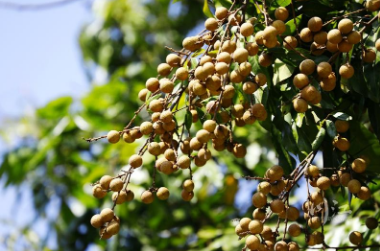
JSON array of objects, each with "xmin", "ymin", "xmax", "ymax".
[
  {"xmin": 363, "ymin": 49, "xmax": 376, "ymax": 63},
  {"xmin": 301, "ymin": 85, "xmax": 319, "ymax": 102},
  {"xmin": 248, "ymin": 219, "xmax": 263, "ymax": 234},
  {"xmin": 272, "ymin": 20, "xmax": 286, "ymax": 35},
  {"xmin": 339, "ymin": 172, "xmax": 351, "ymax": 187},
  {"xmin": 246, "ymin": 42, "xmax": 259, "ymax": 56},
  {"xmin": 245, "ymin": 235, "xmax": 260, "ymax": 250},
  {"xmin": 252, "ymin": 192, "xmax": 267, "ymax": 208},
  {"xmin": 337, "ymin": 40, "xmax": 353, "ymax": 53},
  {"xmin": 280, "ymin": 206, "xmax": 299, "ymax": 221},
  {"xmin": 333, "ymin": 137, "xmax": 350, "ymax": 151},
  {"xmin": 255, "ymin": 30, "xmax": 264, "ymax": 45},
  {"xmin": 352, "ymin": 158, "xmax": 367, "ymax": 173},
  {"xmin": 107, "ymin": 130, "xmax": 120, "ymax": 144},
  {"xmin": 159, "ymin": 78, "xmax": 174, "ymax": 93},
  {"xmin": 338, "ymin": 18, "xmax": 353, "ymax": 34},
  {"xmin": 349, "ymin": 231, "xmax": 362, "ymax": 245},
  {"xmin": 205, "ymin": 17, "xmax": 218, "ymax": 31},
  {"xmin": 310, "ymin": 191, "xmax": 323, "ymax": 205},
  {"xmin": 141, "ymin": 190, "xmax": 154, "ymax": 204},
  {"xmin": 310, "ymin": 42, "xmax": 326, "ymax": 56},
  {"xmin": 145, "ymin": 77, "xmax": 160, "ymax": 92},
  {"xmin": 326, "ymin": 41, "xmax": 339, "ymax": 53},
  {"xmin": 149, "ymin": 99, "xmax": 164, "ymax": 112},
  {"xmin": 288, "ymin": 223, "xmax": 302, "ymax": 237},
  {"xmin": 196, "ymin": 129, "xmax": 210, "ymax": 144},
  {"xmin": 215, "ymin": 7, "xmax": 228, "ymax": 20},
  {"xmin": 288, "ymin": 241, "xmax": 300, "ymax": 251},
  {"xmin": 202, "ymin": 61, "xmax": 215, "ymax": 76},
  {"xmin": 299, "ymin": 59, "xmax": 316, "ymax": 76},
  {"xmin": 92, "ymin": 184, "xmax": 107, "ymax": 199},
  {"xmin": 327, "ymin": 29, "xmax": 343, "ymax": 44},
  {"xmin": 347, "ymin": 31, "xmax": 361, "ymax": 44},
  {"xmin": 317, "ymin": 62, "xmax": 332, "ymax": 78},
  {"xmin": 365, "ymin": 217, "xmax": 379, "ymax": 229},
  {"xmin": 251, "ymin": 103, "xmax": 267, "ymax": 121},
  {"xmin": 240, "ymin": 22, "xmax": 254, "ymax": 37},
  {"xmin": 109, "ymin": 178, "xmax": 123, "ymax": 192},
  {"xmin": 270, "ymin": 199, "xmax": 285, "ymax": 213},
  {"xmin": 181, "ymin": 190, "xmax": 194, "ymax": 201},
  {"xmin": 339, "ymin": 63, "xmax": 354, "ymax": 79},
  {"xmin": 122, "ymin": 132, "xmax": 134, "ymax": 144},
  {"xmin": 239, "ymin": 217, "xmax": 251, "ymax": 231},
  {"xmin": 258, "ymin": 181, "xmax": 272, "ymax": 195},
  {"xmin": 100, "ymin": 175, "xmax": 113, "ymax": 190},
  {"xmin": 238, "ymin": 61, "xmax": 252, "ymax": 76},
  {"xmin": 182, "ymin": 36, "xmax": 203, "ymax": 52},
  {"xmin": 357, "ymin": 186, "xmax": 371, "ymax": 200},
  {"xmin": 365, "ymin": 0, "xmax": 380, "ymax": 11},
  {"xmin": 275, "ymin": 7, "xmax": 289, "ymax": 21},
  {"xmin": 233, "ymin": 48, "xmax": 249, "ymax": 63},
  {"xmin": 139, "ymin": 121, "xmax": 153, "ymax": 135},
  {"xmin": 376, "ymin": 38, "xmax": 380, "ymax": 51},
  {"xmin": 255, "ymin": 73, "xmax": 267, "ymax": 86},
  {"xmin": 183, "ymin": 179, "xmax": 195, "ymax": 192},
  {"xmin": 175, "ymin": 67, "xmax": 188, "ymax": 81},
  {"xmin": 242, "ymin": 81, "xmax": 258, "ymax": 95},
  {"xmin": 138, "ymin": 88, "xmax": 149, "ymax": 102},
  {"xmin": 308, "ymin": 16, "xmax": 323, "ymax": 32},
  {"xmin": 156, "ymin": 187, "xmax": 170, "ymax": 200},
  {"xmin": 222, "ymin": 40, "xmax": 236, "ymax": 54},
  {"xmin": 316, "ymin": 176, "xmax": 331, "ymax": 190},
  {"xmin": 176, "ymin": 155, "xmax": 190, "ymax": 169},
  {"xmin": 265, "ymin": 165, "xmax": 284, "ymax": 182},
  {"xmin": 91, "ymin": 214, "xmax": 103, "ymax": 228},
  {"xmin": 129, "ymin": 154, "xmax": 143, "ymax": 168},
  {"xmin": 263, "ymin": 26, "xmax": 278, "ymax": 40},
  {"xmin": 106, "ymin": 220, "xmax": 120, "ymax": 235},
  {"xmin": 100, "ymin": 208, "xmax": 114, "ymax": 222},
  {"xmin": 308, "ymin": 216, "xmax": 321, "ymax": 229},
  {"xmin": 320, "ymin": 72, "xmax": 336, "ymax": 91},
  {"xmin": 275, "ymin": 241, "xmax": 288, "ymax": 251},
  {"xmin": 293, "ymin": 73, "xmax": 309, "ymax": 89},
  {"xmin": 261, "ymin": 226, "xmax": 273, "ymax": 240},
  {"xmin": 230, "ymin": 70, "xmax": 243, "ymax": 83},
  {"xmin": 233, "ymin": 143, "xmax": 247, "ymax": 158},
  {"xmin": 252, "ymin": 208, "xmax": 266, "ymax": 220},
  {"xmin": 166, "ymin": 53, "xmax": 181, "ymax": 67},
  {"xmin": 235, "ymin": 224, "xmax": 245, "ymax": 236},
  {"xmin": 300, "ymin": 27, "xmax": 313, "ymax": 42},
  {"xmin": 157, "ymin": 63, "xmax": 171, "ymax": 76},
  {"xmin": 283, "ymin": 35, "xmax": 298, "ymax": 50},
  {"xmin": 314, "ymin": 31, "xmax": 328, "ymax": 44}
]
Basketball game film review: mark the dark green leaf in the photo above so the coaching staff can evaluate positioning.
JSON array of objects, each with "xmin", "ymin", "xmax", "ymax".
[{"xmin": 326, "ymin": 119, "xmax": 337, "ymax": 138}]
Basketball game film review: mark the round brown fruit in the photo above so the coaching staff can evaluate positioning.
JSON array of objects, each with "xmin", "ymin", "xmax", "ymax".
[
  {"xmin": 317, "ymin": 62, "xmax": 332, "ymax": 78},
  {"xmin": 215, "ymin": 7, "xmax": 228, "ymax": 20},
  {"xmin": 275, "ymin": 7, "xmax": 289, "ymax": 21},
  {"xmin": 293, "ymin": 98, "xmax": 308, "ymax": 113},
  {"xmin": 91, "ymin": 214, "xmax": 103, "ymax": 228},
  {"xmin": 333, "ymin": 137, "xmax": 350, "ymax": 151},
  {"xmin": 248, "ymin": 219, "xmax": 263, "ymax": 234},
  {"xmin": 293, "ymin": 73, "xmax": 309, "ymax": 89},
  {"xmin": 352, "ymin": 158, "xmax": 367, "ymax": 173},
  {"xmin": 107, "ymin": 130, "xmax": 120, "ymax": 144},
  {"xmin": 246, "ymin": 235, "xmax": 260, "ymax": 250},
  {"xmin": 288, "ymin": 223, "xmax": 302, "ymax": 237},
  {"xmin": 308, "ymin": 16, "xmax": 323, "ymax": 32},
  {"xmin": 349, "ymin": 231, "xmax": 362, "ymax": 245},
  {"xmin": 252, "ymin": 192, "xmax": 267, "ymax": 208},
  {"xmin": 338, "ymin": 18, "xmax": 354, "ymax": 34},
  {"xmin": 327, "ymin": 29, "xmax": 343, "ymax": 44},
  {"xmin": 317, "ymin": 176, "xmax": 331, "ymax": 190},
  {"xmin": 141, "ymin": 190, "xmax": 154, "ymax": 204},
  {"xmin": 156, "ymin": 187, "xmax": 170, "ymax": 200},
  {"xmin": 365, "ymin": 217, "xmax": 379, "ymax": 229},
  {"xmin": 339, "ymin": 63, "xmax": 354, "ymax": 79},
  {"xmin": 270, "ymin": 199, "xmax": 285, "ymax": 213},
  {"xmin": 300, "ymin": 27, "xmax": 313, "ymax": 43},
  {"xmin": 265, "ymin": 165, "xmax": 284, "ymax": 182}
]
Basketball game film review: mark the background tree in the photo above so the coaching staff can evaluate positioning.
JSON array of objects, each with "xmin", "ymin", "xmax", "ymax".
[{"xmin": 1, "ymin": 0, "xmax": 380, "ymax": 250}]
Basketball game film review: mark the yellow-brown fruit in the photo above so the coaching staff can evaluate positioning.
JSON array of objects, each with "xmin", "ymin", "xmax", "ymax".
[
  {"xmin": 109, "ymin": 178, "xmax": 123, "ymax": 192},
  {"xmin": 248, "ymin": 219, "xmax": 264, "ymax": 234},
  {"xmin": 206, "ymin": 75, "xmax": 222, "ymax": 91},
  {"xmin": 240, "ymin": 22, "xmax": 254, "ymax": 37},
  {"xmin": 92, "ymin": 184, "xmax": 107, "ymax": 199},
  {"xmin": 300, "ymin": 27, "xmax": 313, "ymax": 42},
  {"xmin": 232, "ymin": 104, "xmax": 245, "ymax": 118},
  {"xmin": 198, "ymin": 148, "xmax": 212, "ymax": 160},
  {"xmin": 326, "ymin": 41, "xmax": 339, "ymax": 53},
  {"xmin": 314, "ymin": 31, "xmax": 328, "ymax": 44},
  {"xmin": 299, "ymin": 59, "xmax": 316, "ymax": 75},
  {"xmin": 157, "ymin": 63, "xmax": 171, "ymax": 76},
  {"xmin": 246, "ymin": 235, "xmax": 260, "ymax": 250},
  {"xmin": 222, "ymin": 40, "xmax": 237, "ymax": 54},
  {"xmin": 166, "ymin": 53, "xmax": 181, "ymax": 67},
  {"xmin": 317, "ymin": 176, "xmax": 331, "ymax": 190},
  {"xmin": 308, "ymin": 216, "xmax": 321, "ymax": 229},
  {"xmin": 259, "ymin": 52, "xmax": 272, "ymax": 67},
  {"xmin": 100, "ymin": 208, "xmax": 114, "ymax": 222},
  {"xmin": 270, "ymin": 199, "xmax": 285, "ymax": 214},
  {"xmin": 347, "ymin": 31, "xmax": 361, "ymax": 44},
  {"xmin": 215, "ymin": 6, "xmax": 228, "ymax": 20},
  {"xmin": 333, "ymin": 137, "xmax": 350, "ymax": 151},
  {"xmin": 122, "ymin": 132, "xmax": 134, "ymax": 143},
  {"xmin": 255, "ymin": 30, "xmax": 264, "ymax": 45},
  {"xmin": 141, "ymin": 190, "xmax": 154, "ymax": 204},
  {"xmin": 106, "ymin": 220, "xmax": 120, "ymax": 235},
  {"xmin": 181, "ymin": 190, "xmax": 194, "ymax": 201},
  {"xmin": 196, "ymin": 129, "xmax": 211, "ymax": 144},
  {"xmin": 164, "ymin": 148, "xmax": 176, "ymax": 161},
  {"xmin": 107, "ymin": 130, "xmax": 120, "ymax": 144},
  {"xmin": 246, "ymin": 42, "xmax": 259, "ymax": 56},
  {"xmin": 348, "ymin": 179, "xmax": 361, "ymax": 193},
  {"xmin": 365, "ymin": 217, "xmax": 379, "ymax": 229},
  {"xmin": 363, "ymin": 49, "xmax": 376, "ymax": 63},
  {"xmin": 308, "ymin": 16, "xmax": 323, "ymax": 32},
  {"xmin": 310, "ymin": 191, "xmax": 323, "ymax": 205},
  {"xmin": 214, "ymin": 124, "xmax": 230, "ymax": 139},
  {"xmin": 239, "ymin": 61, "xmax": 252, "ymax": 76},
  {"xmin": 176, "ymin": 155, "xmax": 190, "ymax": 169},
  {"xmin": 205, "ymin": 17, "xmax": 218, "ymax": 31},
  {"xmin": 233, "ymin": 48, "xmax": 249, "ymax": 63},
  {"xmin": 339, "ymin": 172, "xmax": 351, "ymax": 186},
  {"xmin": 365, "ymin": 0, "xmax": 380, "ymax": 11},
  {"xmin": 252, "ymin": 192, "xmax": 267, "ymax": 208},
  {"xmin": 279, "ymin": 206, "xmax": 299, "ymax": 221},
  {"xmin": 258, "ymin": 181, "xmax": 272, "ymax": 195},
  {"xmin": 217, "ymin": 51, "xmax": 231, "ymax": 64},
  {"xmin": 138, "ymin": 88, "xmax": 149, "ymax": 102},
  {"xmin": 338, "ymin": 40, "xmax": 353, "ymax": 53},
  {"xmin": 99, "ymin": 226, "xmax": 112, "ymax": 239},
  {"xmin": 189, "ymin": 137, "xmax": 202, "ymax": 151},
  {"xmin": 288, "ymin": 242, "xmax": 300, "ymax": 251},
  {"xmin": 149, "ymin": 99, "xmax": 164, "ymax": 112},
  {"xmin": 310, "ymin": 42, "xmax": 326, "ymax": 56},
  {"xmin": 251, "ymin": 103, "xmax": 267, "ymax": 121},
  {"xmin": 266, "ymin": 165, "xmax": 284, "ymax": 182},
  {"xmin": 376, "ymin": 38, "xmax": 380, "ymax": 51},
  {"xmin": 183, "ymin": 179, "xmax": 195, "ymax": 192},
  {"xmin": 182, "ymin": 36, "xmax": 203, "ymax": 52},
  {"xmin": 156, "ymin": 187, "xmax": 170, "ymax": 200},
  {"xmin": 100, "ymin": 175, "xmax": 113, "ymax": 190},
  {"xmin": 242, "ymin": 81, "xmax": 258, "ymax": 95},
  {"xmin": 252, "ymin": 208, "xmax": 266, "ymax": 220},
  {"xmin": 320, "ymin": 72, "xmax": 336, "ymax": 91},
  {"xmin": 301, "ymin": 85, "xmax": 319, "ymax": 102},
  {"xmin": 293, "ymin": 73, "xmax": 309, "ymax": 89},
  {"xmin": 129, "ymin": 154, "xmax": 143, "ymax": 168},
  {"xmin": 261, "ymin": 226, "xmax": 273, "ymax": 240},
  {"xmin": 338, "ymin": 18, "xmax": 353, "ymax": 34},
  {"xmin": 159, "ymin": 78, "xmax": 174, "ymax": 93},
  {"xmin": 352, "ymin": 158, "xmax": 367, "ymax": 173},
  {"xmin": 230, "ymin": 70, "xmax": 243, "ymax": 83},
  {"xmin": 139, "ymin": 121, "xmax": 153, "ymax": 135},
  {"xmin": 288, "ymin": 223, "xmax": 302, "ymax": 237},
  {"xmin": 358, "ymin": 186, "xmax": 371, "ymax": 200},
  {"xmin": 275, "ymin": 241, "xmax": 288, "ymax": 251},
  {"xmin": 146, "ymin": 77, "xmax": 160, "ymax": 92},
  {"xmin": 235, "ymin": 224, "xmax": 245, "ymax": 236},
  {"xmin": 317, "ymin": 62, "xmax": 332, "ymax": 78},
  {"xmin": 283, "ymin": 36, "xmax": 298, "ymax": 50},
  {"xmin": 339, "ymin": 63, "xmax": 354, "ymax": 79},
  {"xmin": 91, "ymin": 214, "xmax": 103, "ymax": 228},
  {"xmin": 272, "ymin": 20, "xmax": 286, "ymax": 35},
  {"xmin": 175, "ymin": 67, "xmax": 189, "ymax": 81},
  {"xmin": 148, "ymin": 142, "xmax": 161, "ymax": 156},
  {"xmin": 275, "ymin": 7, "xmax": 289, "ymax": 21},
  {"xmin": 349, "ymin": 231, "xmax": 362, "ymax": 245},
  {"xmin": 239, "ymin": 217, "xmax": 251, "ymax": 231},
  {"xmin": 255, "ymin": 73, "xmax": 267, "ymax": 86},
  {"xmin": 233, "ymin": 143, "xmax": 247, "ymax": 158},
  {"xmin": 327, "ymin": 29, "xmax": 343, "ymax": 44},
  {"xmin": 215, "ymin": 62, "xmax": 229, "ymax": 75},
  {"xmin": 263, "ymin": 26, "xmax": 278, "ymax": 40}
]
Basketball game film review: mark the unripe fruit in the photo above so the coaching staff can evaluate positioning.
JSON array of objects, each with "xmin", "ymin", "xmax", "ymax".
[
  {"xmin": 314, "ymin": 31, "xmax": 327, "ymax": 44},
  {"xmin": 182, "ymin": 36, "xmax": 203, "ymax": 52},
  {"xmin": 177, "ymin": 155, "xmax": 191, "ymax": 169},
  {"xmin": 166, "ymin": 53, "xmax": 181, "ymax": 67},
  {"xmin": 240, "ymin": 22, "xmax": 254, "ymax": 37},
  {"xmin": 339, "ymin": 63, "xmax": 354, "ymax": 79},
  {"xmin": 109, "ymin": 178, "xmax": 123, "ymax": 192},
  {"xmin": 91, "ymin": 214, "xmax": 103, "ymax": 228},
  {"xmin": 349, "ymin": 231, "xmax": 362, "ymax": 245},
  {"xmin": 215, "ymin": 7, "xmax": 228, "ymax": 20},
  {"xmin": 129, "ymin": 154, "xmax": 143, "ymax": 168},
  {"xmin": 275, "ymin": 7, "xmax": 289, "ymax": 21},
  {"xmin": 181, "ymin": 190, "xmax": 194, "ymax": 201},
  {"xmin": 252, "ymin": 192, "xmax": 267, "ymax": 208},
  {"xmin": 308, "ymin": 16, "xmax": 323, "ymax": 32},
  {"xmin": 333, "ymin": 137, "xmax": 350, "ymax": 151},
  {"xmin": 107, "ymin": 130, "xmax": 120, "ymax": 144},
  {"xmin": 100, "ymin": 175, "xmax": 113, "ymax": 190},
  {"xmin": 141, "ymin": 190, "xmax": 154, "ymax": 204},
  {"xmin": 301, "ymin": 85, "xmax": 319, "ymax": 102},
  {"xmin": 156, "ymin": 187, "xmax": 170, "ymax": 200},
  {"xmin": 293, "ymin": 73, "xmax": 309, "ymax": 89},
  {"xmin": 283, "ymin": 36, "xmax": 298, "ymax": 50},
  {"xmin": 288, "ymin": 223, "xmax": 302, "ymax": 237},
  {"xmin": 272, "ymin": 20, "xmax": 286, "ymax": 35},
  {"xmin": 205, "ymin": 17, "xmax": 218, "ymax": 31},
  {"xmin": 327, "ymin": 29, "xmax": 343, "ymax": 44},
  {"xmin": 365, "ymin": 217, "xmax": 379, "ymax": 229},
  {"xmin": 253, "ymin": 208, "xmax": 266, "ymax": 220},
  {"xmin": 258, "ymin": 181, "xmax": 272, "ymax": 195},
  {"xmin": 363, "ymin": 49, "xmax": 376, "ymax": 63},
  {"xmin": 248, "ymin": 219, "xmax": 263, "ymax": 234},
  {"xmin": 266, "ymin": 165, "xmax": 284, "ymax": 182},
  {"xmin": 245, "ymin": 235, "xmax": 260, "ymax": 250},
  {"xmin": 357, "ymin": 186, "xmax": 371, "ymax": 200},
  {"xmin": 246, "ymin": 42, "xmax": 259, "ymax": 56},
  {"xmin": 317, "ymin": 176, "xmax": 331, "ymax": 190},
  {"xmin": 300, "ymin": 27, "xmax": 313, "ymax": 42},
  {"xmin": 317, "ymin": 62, "xmax": 332, "ymax": 78},
  {"xmin": 100, "ymin": 208, "xmax": 114, "ymax": 222},
  {"xmin": 352, "ymin": 158, "xmax": 367, "ymax": 173},
  {"xmin": 338, "ymin": 18, "xmax": 353, "ymax": 34},
  {"xmin": 293, "ymin": 98, "xmax": 308, "ymax": 113},
  {"xmin": 157, "ymin": 63, "xmax": 171, "ymax": 76},
  {"xmin": 270, "ymin": 199, "xmax": 285, "ymax": 213}
]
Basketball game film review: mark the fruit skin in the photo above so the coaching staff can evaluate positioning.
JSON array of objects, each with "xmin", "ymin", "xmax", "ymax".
[
  {"xmin": 357, "ymin": 186, "xmax": 371, "ymax": 200},
  {"xmin": 317, "ymin": 176, "xmax": 331, "ymax": 190},
  {"xmin": 265, "ymin": 165, "xmax": 284, "ymax": 182},
  {"xmin": 349, "ymin": 231, "xmax": 362, "ymax": 245},
  {"xmin": 333, "ymin": 137, "xmax": 350, "ymax": 151},
  {"xmin": 338, "ymin": 18, "xmax": 353, "ymax": 34},
  {"xmin": 270, "ymin": 199, "xmax": 285, "ymax": 213},
  {"xmin": 293, "ymin": 73, "xmax": 309, "ymax": 89},
  {"xmin": 300, "ymin": 27, "xmax": 313, "ymax": 42},
  {"xmin": 91, "ymin": 214, "xmax": 103, "ymax": 228},
  {"xmin": 239, "ymin": 217, "xmax": 251, "ymax": 230},
  {"xmin": 93, "ymin": 184, "xmax": 107, "ymax": 199},
  {"xmin": 288, "ymin": 223, "xmax": 302, "ymax": 237},
  {"xmin": 245, "ymin": 235, "xmax": 260, "ymax": 250},
  {"xmin": 107, "ymin": 130, "xmax": 120, "ymax": 144},
  {"xmin": 156, "ymin": 187, "xmax": 170, "ymax": 200},
  {"xmin": 252, "ymin": 192, "xmax": 267, "ymax": 208},
  {"xmin": 129, "ymin": 154, "xmax": 143, "ymax": 168},
  {"xmin": 215, "ymin": 7, "xmax": 228, "ymax": 20},
  {"xmin": 317, "ymin": 62, "xmax": 332, "ymax": 78},
  {"xmin": 301, "ymin": 85, "xmax": 319, "ymax": 102},
  {"xmin": 348, "ymin": 179, "xmax": 361, "ymax": 193},
  {"xmin": 248, "ymin": 219, "xmax": 263, "ymax": 234},
  {"xmin": 100, "ymin": 208, "xmax": 114, "ymax": 222},
  {"xmin": 327, "ymin": 29, "xmax": 343, "ymax": 44},
  {"xmin": 183, "ymin": 179, "xmax": 195, "ymax": 192},
  {"xmin": 100, "ymin": 175, "xmax": 113, "ymax": 190},
  {"xmin": 293, "ymin": 98, "xmax": 308, "ymax": 113},
  {"xmin": 275, "ymin": 7, "xmax": 289, "ymax": 21},
  {"xmin": 365, "ymin": 217, "xmax": 379, "ymax": 229},
  {"xmin": 109, "ymin": 178, "xmax": 124, "ymax": 192},
  {"xmin": 141, "ymin": 190, "xmax": 154, "ymax": 204},
  {"xmin": 352, "ymin": 158, "xmax": 367, "ymax": 173},
  {"xmin": 308, "ymin": 16, "xmax": 323, "ymax": 32}
]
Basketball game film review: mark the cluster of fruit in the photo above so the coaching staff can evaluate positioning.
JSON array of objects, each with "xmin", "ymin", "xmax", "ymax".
[{"xmin": 86, "ymin": 0, "xmax": 380, "ymax": 246}]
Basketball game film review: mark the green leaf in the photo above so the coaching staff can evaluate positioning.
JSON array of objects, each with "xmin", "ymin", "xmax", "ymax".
[
  {"xmin": 203, "ymin": 0, "xmax": 213, "ymax": 18},
  {"xmin": 312, "ymin": 127, "xmax": 326, "ymax": 151},
  {"xmin": 332, "ymin": 112, "xmax": 353, "ymax": 121},
  {"xmin": 185, "ymin": 110, "xmax": 193, "ymax": 131},
  {"xmin": 282, "ymin": 14, "xmax": 302, "ymax": 37},
  {"xmin": 37, "ymin": 96, "xmax": 73, "ymax": 119},
  {"xmin": 325, "ymin": 120, "xmax": 337, "ymax": 139},
  {"xmin": 274, "ymin": 0, "xmax": 291, "ymax": 7},
  {"xmin": 272, "ymin": 59, "xmax": 295, "ymax": 85}
]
